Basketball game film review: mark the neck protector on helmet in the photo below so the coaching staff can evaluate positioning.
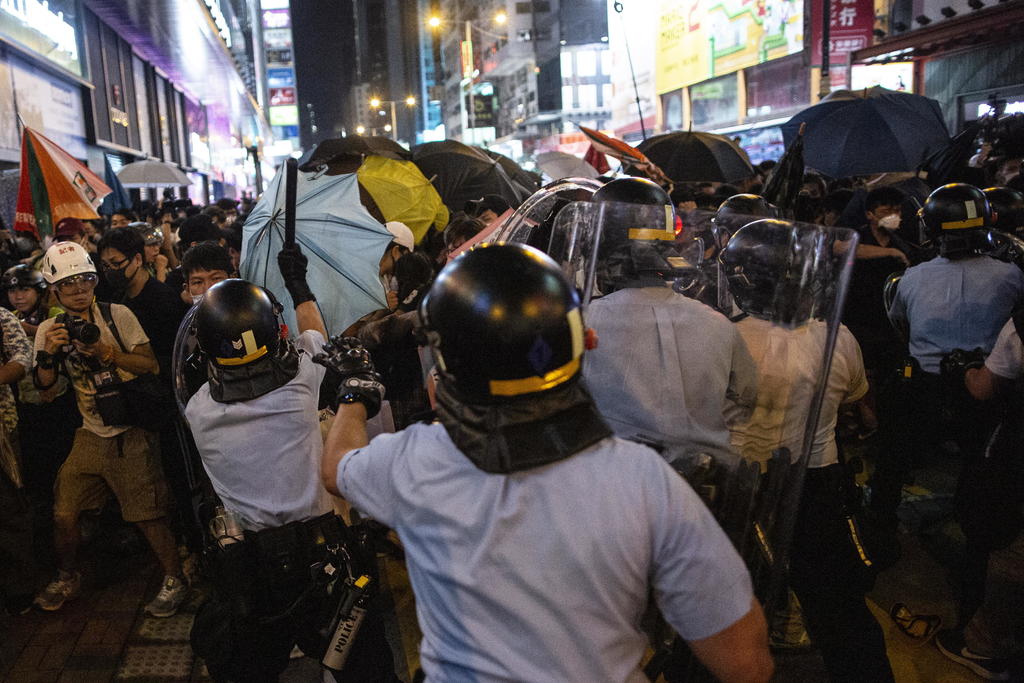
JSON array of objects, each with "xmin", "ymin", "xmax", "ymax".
[
  {"xmin": 434, "ymin": 376, "xmax": 612, "ymax": 473},
  {"xmin": 207, "ymin": 340, "xmax": 300, "ymax": 403}
]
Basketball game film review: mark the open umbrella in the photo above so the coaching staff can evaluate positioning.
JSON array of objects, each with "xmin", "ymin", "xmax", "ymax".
[
  {"xmin": 99, "ymin": 155, "xmax": 131, "ymax": 215},
  {"xmin": 482, "ymin": 149, "xmax": 540, "ymax": 193},
  {"xmin": 763, "ymin": 123, "xmax": 806, "ymax": 212},
  {"xmin": 411, "ymin": 140, "xmax": 526, "ymax": 213},
  {"xmin": 535, "ymin": 151, "xmax": 600, "ymax": 181},
  {"xmin": 781, "ymin": 87, "xmax": 950, "ymax": 178},
  {"xmin": 240, "ymin": 170, "xmax": 393, "ymax": 336},
  {"xmin": 636, "ymin": 131, "xmax": 755, "ymax": 184},
  {"xmin": 357, "ymin": 155, "xmax": 449, "ymax": 244},
  {"xmin": 14, "ymin": 127, "xmax": 112, "ymax": 238},
  {"xmin": 299, "ymin": 135, "xmax": 411, "ymax": 169},
  {"xmin": 578, "ymin": 125, "xmax": 673, "ymax": 187},
  {"xmin": 117, "ymin": 159, "xmax": 191, "ymax": 188}
]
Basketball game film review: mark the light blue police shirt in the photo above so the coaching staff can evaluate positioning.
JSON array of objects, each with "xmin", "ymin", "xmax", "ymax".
[
  {"xmin": 338, "ymin": 423, "xmax": 755, "ymax": 682},
  {"xmin": 186, "ymin": 330, "xmax": 331, "ymax": 530},
  {"xmin": 583, "ymin": 287, "xmax": 757, "ymax": 462},
  {"xmin": 888, "ymin": 255, "xmax": 1024, "ymax": 373}
]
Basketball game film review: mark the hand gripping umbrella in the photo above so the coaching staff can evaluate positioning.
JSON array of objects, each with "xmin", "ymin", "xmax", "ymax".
[{"xmin": 240, "ymin": 162, "xmax": 394, "ymax": 337}]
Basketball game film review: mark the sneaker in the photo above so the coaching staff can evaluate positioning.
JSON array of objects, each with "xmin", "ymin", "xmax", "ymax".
[
  {"xmin": 935, "ymin": 629, "xmax": 1010, "ymax": 681},
  {"xmin": 144, "ymin": 576, "xmax": 188, "ymax": 618},
  {"xmin": 34, "ymin": 570, "xmax": 81, "ymax": 611}
]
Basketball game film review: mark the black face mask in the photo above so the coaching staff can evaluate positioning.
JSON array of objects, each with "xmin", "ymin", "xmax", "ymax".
[{"xmin": 105, "ymin": 263, "xmax": 137, "ymax": 294}]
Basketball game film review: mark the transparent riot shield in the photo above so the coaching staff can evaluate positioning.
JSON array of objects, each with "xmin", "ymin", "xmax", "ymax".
[
  {"xmin": 171, "ymin": 303, "xmax": 205, "ymax": 416},
  {"xmin": 490, "ymin": 177, "xmax": 604, "ymax": 252},
  {"xmin": 540, "ymin": 202, "xmax": 859, "ymax": 675}
]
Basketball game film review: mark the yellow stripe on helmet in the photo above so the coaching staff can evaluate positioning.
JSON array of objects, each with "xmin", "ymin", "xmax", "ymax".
[
  {"xmin": 216, "ymin": 345, "xmax": 269, "ymax": 366},
  {"xmin": 488, "ymin": 357, "xmax": 581, "ymax": 397},
  {"xmin": 628, "ymin": 228, "xmax": 676, "ymax": 241},
  {"xmin": 941, "ymin": 217, "xmax": 985, "ymax": 230}
]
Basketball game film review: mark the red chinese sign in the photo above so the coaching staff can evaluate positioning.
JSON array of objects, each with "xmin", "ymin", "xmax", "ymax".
[
  {"xmin": 810, "ymin": 0, "xmax": 875, "ymax": 87},
  {"xmin": 269, "ymin": 87, "xmax": 296, "ymax": 106}
]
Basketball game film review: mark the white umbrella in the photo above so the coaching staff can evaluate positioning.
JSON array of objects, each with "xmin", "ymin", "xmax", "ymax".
[
  {"xmin": 535, "ymin": 151, "xmax": 599, "ymax": 181},
  {"xmin": 117, "ymin": 159, "xmax": 191, "ymax": 188}
]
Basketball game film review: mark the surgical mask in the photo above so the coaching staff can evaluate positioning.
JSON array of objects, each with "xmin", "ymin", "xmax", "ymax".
[
  {"xmin": 878, "ymin": 214, "xmax": 901, "ymax": 230},
  {"xmin": 191, "ymin": 293, "xmax": 204, "ymax": 305},
  {"xmin": 105, "ymin": 267, "xmax": 130, "ymax": 292}
]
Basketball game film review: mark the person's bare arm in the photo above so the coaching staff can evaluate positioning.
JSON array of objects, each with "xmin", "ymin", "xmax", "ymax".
[
  {"xmin": 75, "ymin": 339, "xmax": 159, "ymax": 376},
  {"xmin": 965, "ymin": 366, "xmax": 1012, "ymax": 401},
  {"xmin": 856, "ymin": 243, "xmax": 909, "ymax": 265},
  {"xmin": 0, "ymin": 360, "xmax": 25, "ymax": 386},
  {"xmin": 687, "ymin": 599, "xmax": 774, "ymax": 683},
  {"xmin": 321, "ymin": 402, "xmax": 369, "ymax": 496},
  {"xmin": 295, "ymin": 300, "xmax": 327, "ymax": 339}
]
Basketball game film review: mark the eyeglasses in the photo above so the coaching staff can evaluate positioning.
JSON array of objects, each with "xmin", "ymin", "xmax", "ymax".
[
  {"xmin": 56, "ymin": 273, "xmax": 99, "ymax": 294},
  {"xmin": 101, "ymin": 257, "xmax": 130, "ymax": 271}
]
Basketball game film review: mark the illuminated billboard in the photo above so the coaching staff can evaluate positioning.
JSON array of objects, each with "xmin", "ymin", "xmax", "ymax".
[{"xmin": 655, "ymin": 0, "xmax": 804, "ymax": 95}]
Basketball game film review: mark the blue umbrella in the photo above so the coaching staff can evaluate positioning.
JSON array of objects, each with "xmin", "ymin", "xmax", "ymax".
[
  {"xmin": 99, "ymin": 155, "xmax": 131, "ymax": 215},
  {"xmin": 240, "ymin": 170, "xmax": 393, "ymax": 337},
  {"xmin": 781, "ymin": 87, "xmax": 950, "ymax": 178}
]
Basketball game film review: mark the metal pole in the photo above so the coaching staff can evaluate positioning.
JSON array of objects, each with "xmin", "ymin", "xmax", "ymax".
[
  {"xmin": 466, "ymin": 20, "xmax": 475, "ymax": 146},
  {"xmin": 614, "ymin": 2, "xmax": 646, "ymax": 140},
  {"xmin": 819, "ymin": 0, "xmax": 831, "ymax": 99}
]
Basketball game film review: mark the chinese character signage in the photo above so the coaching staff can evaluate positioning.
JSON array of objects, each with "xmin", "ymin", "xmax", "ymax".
[
  {"xmin": 655, "ymin": 0, "xmax": 804, "ymax": 94},
  {"xmin": 270, "ymin": 87, "xmax": 296, "ymax": 106},
  {"xmin": 810, "ymin": 0, "xmax": 875, "ymax": 88}
]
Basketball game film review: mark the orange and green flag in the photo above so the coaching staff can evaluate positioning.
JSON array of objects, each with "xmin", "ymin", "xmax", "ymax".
[{"xmin": 14, "ymin": 127, "xmax": 111, "ymax": 238}]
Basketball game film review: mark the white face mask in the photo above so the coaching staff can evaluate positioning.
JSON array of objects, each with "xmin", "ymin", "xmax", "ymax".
[
  {"xmin": 878, "ymin": 214, "xmax": 901, "ymax": 230},
  {"xmin": 191, "ymin": 293, "xmax": 204, "ymax": 305}
]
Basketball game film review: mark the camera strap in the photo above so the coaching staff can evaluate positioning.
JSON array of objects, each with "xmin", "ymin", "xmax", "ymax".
[{"xmin": 96, "ymin": 302, "xmax": 128, "ymax": 354}]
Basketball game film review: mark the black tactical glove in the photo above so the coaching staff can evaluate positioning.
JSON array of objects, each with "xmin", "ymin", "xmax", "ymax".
[
  {"xmin": 313, "ymin": 336, "xmax": 385, "ymax": 418},
  {"xmin": 940, "ymin": 347, "xmax": 986, "ymax": 388},
  {"xmin": 277, "ymin": 243, "xmax": 315, "ymax": 306}
]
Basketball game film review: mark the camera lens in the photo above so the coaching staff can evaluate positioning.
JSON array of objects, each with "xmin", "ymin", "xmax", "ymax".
[{"xmin": 78, "ymin": 323, "xmax": 101, "ymax": 345}]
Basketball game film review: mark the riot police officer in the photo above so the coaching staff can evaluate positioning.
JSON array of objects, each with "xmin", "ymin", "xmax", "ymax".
[
  {"xmin": 581, "ymin": 178, "xmax": 758, "ymax": 466},
  {"xmin": 722, "ymin": 219, "xmax": 895, "ymax": 682},
  {"xmin": 320, "ymin": 243, "xmax": 774, "ymax": 682},
  {"xmin": 984, "ymin": 186, "xmax": 1024, "ymax": 236},
  {"xmin": 872, "ymin": 184, "xmax": 1024, "ymax": 531},
  {"xmin": 184, "ymin": 245, "xmax": 393, "ymax": 682}
]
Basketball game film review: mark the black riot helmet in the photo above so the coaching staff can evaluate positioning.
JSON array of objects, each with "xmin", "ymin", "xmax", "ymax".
[
  {"xmin": 592, "ymin": 176, "xmax": 672, "ymax": 206},
  {"xmin": 714, "ymin": 193, "xmax": 772, "ymax": 225},
  {"xmin": 420, "ymin": 243, "xmax": 585, "ymax": 404},
  {"xmin": 1, "ymin": 264, "xmax": 46, "ymax": 291},
  {"xmin": 193, "ymin": 279, "xmax": 299, "ymax": 402},
  {"xmin": 720, "ymin": 219, "xmax": 825, "ymax": 327},
  {"xmin": 919, "ymin": 183, "xmax": 992, "ymax": 257},
  {"xmin": 983, "ymin": 186, "xmax": 1024, "ymax": 235}
]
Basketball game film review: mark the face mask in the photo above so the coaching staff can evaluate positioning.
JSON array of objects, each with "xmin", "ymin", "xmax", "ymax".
[
  {"xmin": 878, "ymin": 214, "xmax": 901, "ymax": 230},
  {"xmin": 106, "ymin": 267, "xmax": 130, "ymax": 291},
  {"xmin": 191, "ymin": 293, "xmax": 204, "ymax": 305}
]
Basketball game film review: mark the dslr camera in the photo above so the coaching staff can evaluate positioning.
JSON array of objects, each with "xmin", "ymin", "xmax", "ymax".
[{"xmin": 59, "ymin": 313, "xmax": 101, "ymax": 345}]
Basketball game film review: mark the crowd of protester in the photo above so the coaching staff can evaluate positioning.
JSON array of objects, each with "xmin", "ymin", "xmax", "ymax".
[{"xmin": 0, "ymin": 143, "xmax": 1021, "ymax": 682}]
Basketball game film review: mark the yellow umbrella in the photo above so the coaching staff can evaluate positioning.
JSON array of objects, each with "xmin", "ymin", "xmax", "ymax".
[{"xmin": 357, "ymin": 155, "xmax": 448, "ymax": 244}]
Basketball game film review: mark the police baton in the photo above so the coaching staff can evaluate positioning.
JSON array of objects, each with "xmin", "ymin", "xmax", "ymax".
[{"xmin": 284, "ymin": 157, "xmax": 297, "ymax": 248}]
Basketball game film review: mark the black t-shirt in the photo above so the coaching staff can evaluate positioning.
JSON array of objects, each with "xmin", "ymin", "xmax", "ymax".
[
  {"xmin": 842, "ymin": 226, "xmax": 907, "ymax": 366},
  {"xmin": 125, "ymin": 277, "xmax": 187, "ymax": 378}
]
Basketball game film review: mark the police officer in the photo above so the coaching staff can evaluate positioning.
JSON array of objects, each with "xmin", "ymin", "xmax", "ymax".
[
  {"xmin": 984, "ymin": 186, "xmax": 1024, "ymax": 237},
  {"xmin": 872, "ymin": 184, "xmax": 1024, "ymax": 531},
  {"xmin": 184, "ymin": 244, "xmax": 393, "ymax": 682},
  {"xmin": 722, "ymin": 219, "xmax": 895, "ymax": 683},
  {"xmin": 582, "ymin": 178, "xmax": 758, "ymax": 468},
  {"xmin": 320, "ymin": 243, "xmax": 774, "ymax": 682}
]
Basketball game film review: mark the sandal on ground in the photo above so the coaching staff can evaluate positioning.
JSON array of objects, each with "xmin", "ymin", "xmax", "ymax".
[{"xmin": 889, "ymin": 602, "xmax": 942, "ymax": 641}]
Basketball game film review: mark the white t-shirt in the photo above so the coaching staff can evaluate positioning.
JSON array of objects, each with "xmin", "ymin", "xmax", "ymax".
[
  {"xmin": 34, "ymin": 303, "xmax": 150, "ymax": 438},
  {"xmin": 730, "ymin": 318, "xmax": 867, "ymax": 469},
  {"xmin": 338, "ymin": 424, "xmax": 754, "ymax": 682},
  {"xmin": 985, "ymin": 319, "xmax": 1024, "ymax": 380},
  {"xmin": 185, "ymin": 330, "xmax": 331, "ymax": 529}
]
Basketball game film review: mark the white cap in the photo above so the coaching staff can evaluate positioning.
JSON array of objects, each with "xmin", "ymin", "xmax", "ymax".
[
  {"xmin": 385, "ymin": 221, "xmax": 415, "ymax": 251},
  {"xmin": 39, "ymin": 241, "xmax": 96, "ymax": 284}
]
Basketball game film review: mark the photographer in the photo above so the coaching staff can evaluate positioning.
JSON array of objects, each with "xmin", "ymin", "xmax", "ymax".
[{"xmin": 30, "ymin": 242, "xmax": 185, "ymax": 617}]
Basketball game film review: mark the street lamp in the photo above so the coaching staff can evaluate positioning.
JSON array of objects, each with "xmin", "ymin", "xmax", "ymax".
[
  {"xmin": 367, "ymin": 96, "xmax": 417, "ymax": 140},
  {"xmin": 355, "ymin": 125, "xmax": 365, "ymax": 135},
  {"xmin": 427, "ymin": 14, "xmax": 441, "ymax": 29}
]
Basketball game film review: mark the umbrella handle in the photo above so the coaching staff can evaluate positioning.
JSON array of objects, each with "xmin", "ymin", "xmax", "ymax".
[{"xmin": 284, "ymin": 158, "xmax": 297, "ymax": 247}]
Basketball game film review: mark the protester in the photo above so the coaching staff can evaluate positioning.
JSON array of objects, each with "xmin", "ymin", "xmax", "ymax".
[
  {"xmin": 31, "ymin": 241, "xmax": 185, "ymax": 617},
  {"xmin": 109, "ymin": 210, "xmax": 136, "ymax": 230},
  {"xmin": 181, "ymin": 241, "xmax": 234, "ymax": 303},
  {"xmin": 380, "ymin": 221, "xmax": 414, "ymax": 310},
  {"xmin": 322, "ymin": 243, "xmax": 774, "ymax": 682}
]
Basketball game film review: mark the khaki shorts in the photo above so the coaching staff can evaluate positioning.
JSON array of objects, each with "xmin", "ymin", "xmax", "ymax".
[{"xmin": 54, "ymin": 427, "xmax": 169, "ymax": 523}]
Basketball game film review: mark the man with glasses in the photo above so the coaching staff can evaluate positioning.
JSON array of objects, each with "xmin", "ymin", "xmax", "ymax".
[{"xmin": 31, "ymin": 241, "xmax": 185, "ymax": 616}]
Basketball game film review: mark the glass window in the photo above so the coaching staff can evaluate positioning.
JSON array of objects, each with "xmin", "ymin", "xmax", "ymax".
[
  {"xmin": 600, "ymin": 49, "xmax": 612, "ymax": 76},
  {"xmin": 576, "ymin": 50, "xmax": 596, "ymax": 77},
  {"xmin": 560, "ymin": 51, "xmax": 573, "ymax": 78},
  {"xmin": 561, "ymin": 85, "xmax": 574, "ymax": 109},
  {"xmin": 577, "ymin": 84, "xmax": 597, "ymax": 109}
]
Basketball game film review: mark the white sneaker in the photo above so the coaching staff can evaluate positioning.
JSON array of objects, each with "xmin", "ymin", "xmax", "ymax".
[
  {"xmin": 34, "ymin": 570, "xmax": 82, "ymax": 611},
  {"xmin": 144, "ymin": 575, "xmax": 188, "ymax": 618}
]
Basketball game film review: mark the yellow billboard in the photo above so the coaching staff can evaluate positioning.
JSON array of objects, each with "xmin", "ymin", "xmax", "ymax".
[{"xmin": 655, "ymin": 0, "xmax": 804, "ymax": 94}]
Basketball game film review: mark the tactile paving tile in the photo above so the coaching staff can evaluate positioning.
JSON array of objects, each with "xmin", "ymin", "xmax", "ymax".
[
  {"xmin": 136, "ymin": 614, "xmax": 195, "ymax": 642},
  {"xmin": 115, "ymin": 643, "xmax": 193, "ymax": 679}
]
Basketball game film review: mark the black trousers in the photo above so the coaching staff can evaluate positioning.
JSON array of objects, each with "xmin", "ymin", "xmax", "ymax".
[
  {"xmin": 0, "ymin": 470, "xmax": 36, "ymax": 603},
  {"xmin": 789, "ymin": 465, "xmax": 894, "ymax": 683}
]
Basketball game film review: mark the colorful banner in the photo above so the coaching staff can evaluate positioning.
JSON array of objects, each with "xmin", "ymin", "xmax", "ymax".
[{"xmin": 655, "ymin": 0, "xmax": 804, "ymax": 94}]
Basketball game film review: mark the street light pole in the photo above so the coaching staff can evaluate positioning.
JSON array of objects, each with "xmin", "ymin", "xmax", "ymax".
[
  {"xmin": 466, "ymin": 19, "xmax": 475, "ymax": 146},
  {"xmin": 389, "ymin": 101, "xmax": 397, "ymax": 141}
]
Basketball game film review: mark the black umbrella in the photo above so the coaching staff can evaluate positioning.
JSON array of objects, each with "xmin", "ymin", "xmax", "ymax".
[
  {"xmin": 411, "ymin": 140, "xmax": 525, "ymax": 213},
  {"xmin": 922, "ymin": 122, "xmax": 982, "ymax": 188},
  {"xmin": 635, "ymin": 131, "xmax": 755, "ymax": 183},
  {"xmin": 763, "ymin": 123, "xmax": 806, "ymax": 212},
  {"xmin": 483, "ymin": 149, "xmax": 541, "ymax": 194},
  {"xmin": 299, "ymin": 135, "xmax": 411, "ymax": 170},
  {"xmin": 782, "ymin": 87, "xmax": 950, "ymax": 178}
]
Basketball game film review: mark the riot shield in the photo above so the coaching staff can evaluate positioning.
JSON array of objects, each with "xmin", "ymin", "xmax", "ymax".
[
  {"xmin": 539, "ymin": 203, "xmax": 860, "ymax": 664},
  {"xmin": 171, "ymin": 303, "xmax": 205, "ymax": 416},
  {"xmin": 490, "ymin": 177, "xmax": 604, "ymax": 253}
]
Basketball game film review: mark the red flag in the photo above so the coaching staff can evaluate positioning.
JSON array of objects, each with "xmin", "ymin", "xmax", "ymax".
[{"xmin": 583, "ymin": 144, "xmax": 610, "ymax": 174}]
